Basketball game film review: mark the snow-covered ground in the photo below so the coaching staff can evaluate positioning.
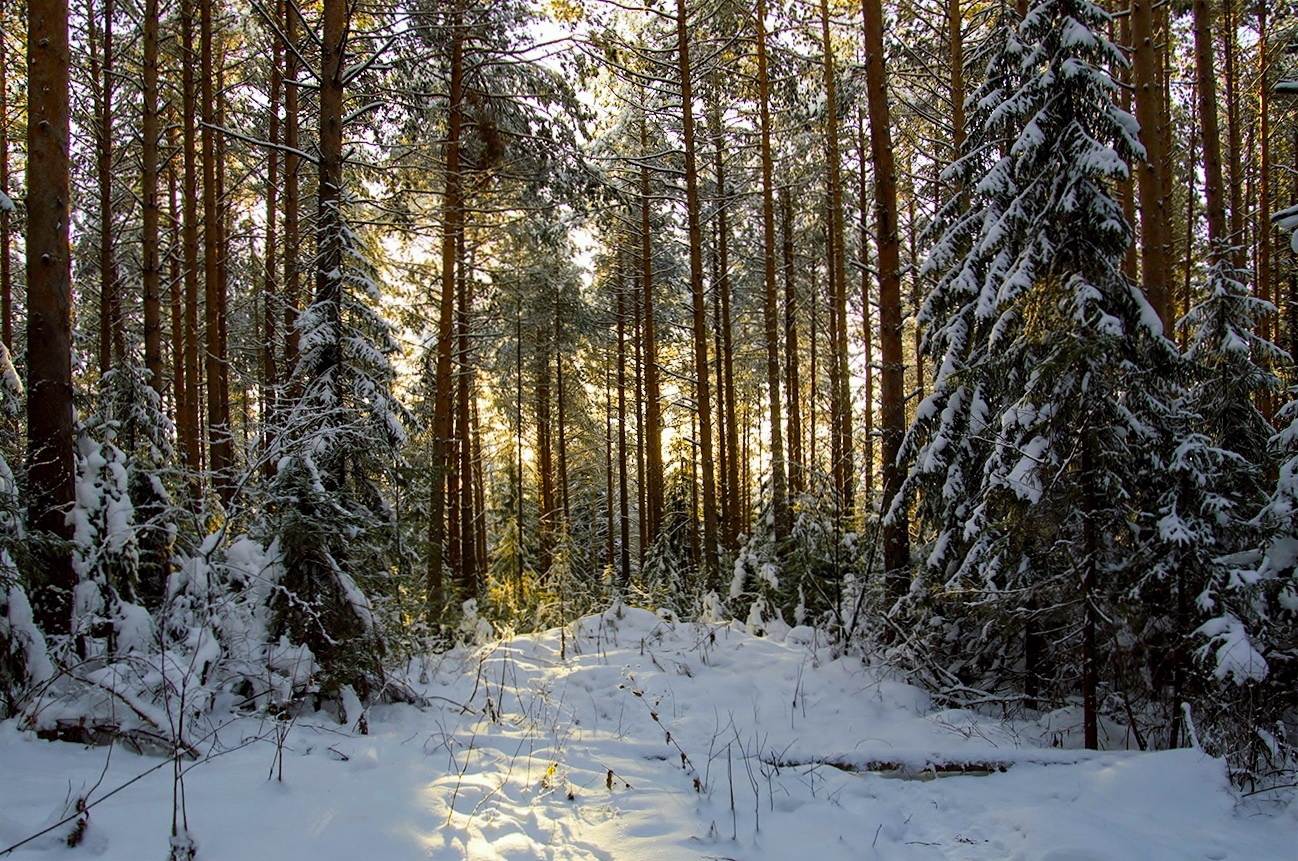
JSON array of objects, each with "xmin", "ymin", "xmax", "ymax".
[{"xmin": 1, "ymin": 607, "xmax": 1293, "ymax": 860}]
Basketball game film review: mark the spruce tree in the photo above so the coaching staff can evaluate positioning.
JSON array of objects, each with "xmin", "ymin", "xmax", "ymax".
[
  {"xmin": 267, "ymin": 204, "xmax": 410, "ymax": 697},
  {"xmin": 898, "ymin": 0, "xmax": 1182, "ymax": 748}
]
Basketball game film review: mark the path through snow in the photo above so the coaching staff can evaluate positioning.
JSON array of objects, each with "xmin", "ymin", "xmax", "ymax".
[{"xmin": 1, "ymin": 607, "xmax": 1293, "ymax": 859}]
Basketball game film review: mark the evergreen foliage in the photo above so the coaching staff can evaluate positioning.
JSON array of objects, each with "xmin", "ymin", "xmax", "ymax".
[
  {"xmin": 265, "ymin": 203, "xmax": 409, "ymax": 697},
  {"xmin": 896, "ymin": 0, "xmax": 1191, "ymax": 736}
]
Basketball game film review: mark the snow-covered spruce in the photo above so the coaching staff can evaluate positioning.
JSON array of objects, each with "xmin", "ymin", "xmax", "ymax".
[{"xmin": 263, "ymin": 198, "xmax": 410, "ymax": 698}]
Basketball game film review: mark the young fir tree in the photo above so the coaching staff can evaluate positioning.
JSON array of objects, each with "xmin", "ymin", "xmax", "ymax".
[
  {"xmin": 1120, "ymin": 252, "xmax": 1284, "ymax": 750},
  {"xmin": 1237, "ymin": 387, "xmax": 1298, "ymax": 779},
  {"xmin": 267, "ymin": 202, "xmax": 410, "ymax": 697},
  {"xmin": 896, "ymin": 0, "xmax": 1181, "ymax": 748}
]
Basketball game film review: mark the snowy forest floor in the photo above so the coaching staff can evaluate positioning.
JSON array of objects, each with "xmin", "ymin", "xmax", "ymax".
[{"xmin": 1, "ymin": 607, "xmax": 1294, "ymax": 860}]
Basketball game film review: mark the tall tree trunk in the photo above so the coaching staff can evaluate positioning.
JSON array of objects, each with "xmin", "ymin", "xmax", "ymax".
[
  {"xmin": 429, "ymin": 2, "xmax": 463, "ymax": 618},
  {"xmin": 1181, "ymin": 88, "xmax": 1198, "ymax": 348},
  {"xmin": 261, "ymin": 1, "xmax": 282, "ymax": 473},
  {"xmin": 781, "ymin": 188, "xmax": 804, "ymax": 498},
  {"xmin": 862, "ymin": 0, "xmax": 909, "ymax": 575},
  {"xmin": 1117, "ymin": 11, "xmax": 1139, "ymax": 283},
  {"xmin": 1223, "ymin": 0, "xmax": 1243, "ymax": 249},
  {"xmin": 180, "ymin": 0, "xmax": 202, "ymax": 484},
  {"xmin": 282, "ymin": 0, "xmax": 301, "ymax": 381},
  {"xmin": 605, "ymin": 359, "xmax": 614, "ymax": 573},
  {"xmin": 948, "ymin": 0, "xmax": 965, "ymax": 159},
  {"xmin": 142, "ymin": 0, "xmax": 163, "ymax": 394},
  {"xmin": 639, "ymin": 110, "xmax": 664, "ymax": 544},
  {"xmin": 537, "ymin": 330, "xmax": 555, "ymax": 578},
  {"xmin": 710, "ymin": 106, "xmax": 740, "ymax": 549},
  {"xmin": 201, "ymin": 0, "xmax": 229, "ymax": 490},
  {"xmin": 856, "ymin": 110, "xmax": 875, "ymax": 499},
  {"xmin": 1192, "ymin": 0, "xmax": 1226, "ymax": 252},
  {"xmin": 202, "ymin": 0, "xmax": 232, "ymax": 498},
  {"xmin": 456, "ymin": 232, "xmax": 478, "ymax": 601},
  {"xmin": 308, "ymin": 0, "xmax": 345, "ymax": 495},
  {"xmin": 1131, "ymin": 0, "xmax": 1170, "ymax": 326},
  {"xmin": 710, "ymin": 233, "xmax": 730, "ymax": 549},
  {"xmin": 1257, "ymin": 3, "xmax": 1273, "ymax": 357},
  {"xmin": 616, "ymin": 263, "xmax": 630, "ymax": 591},
  {"xmin": 90, "ymin": 0, "xmax": 121, "ymax": 374},
  {"xmin": 217, "ymin": 58, "xmax": 233, "ymax": 469},
  {"xmin": 756, "ymin": 0, "xmax": 789, "ymax": 538},
  {"xmin": 632, "ymin": 258, "xmax": 646, "ymax": 561},
  {"xmin": 0, "ymin": 0, "xmax": 9, "ymax": 352},
  {"xmin": 27, "ymin": 0, "xmax": 76, "ymax": 632},
  {"xmin": 820, "ymin": 0, "xmax": 854, "ymax": 523},
  {"xmin": 1156, "ymin": 2, "xmax": 1177, "ymax": 320},
  {"xmin": 675, "ymin": 0, "xmax": 719, "ymax": 585},
  {"xmin": 169, "ymin": 124, "xmax": 184, "ymax": 417}
]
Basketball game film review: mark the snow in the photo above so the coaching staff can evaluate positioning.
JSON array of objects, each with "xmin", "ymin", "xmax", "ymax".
[{"xmin": 0, "ymin": 608, "xmax": 1292, "ymax": 860}]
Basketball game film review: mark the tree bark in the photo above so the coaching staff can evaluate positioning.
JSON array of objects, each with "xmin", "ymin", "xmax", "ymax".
[
  {"xmin": 1257, "ymin": 3, "xmax": 1273, "ymax": 357},
  {"xmin": 202, "ymin": 0, "xmax": 232, "ymax": 498},
  {"xmin": 616, "ymin": 262, "xmax": 630, "ymax": 591},
  {"xmin": 756, "ymin": 0, "xmax": 789, "ymax": 539},
  {"xmin": 27, "ymin": 0, "xmax": 76, "ymax": 632},
  {"xmin": 710, "ymin": 104, "xmax": 740, "ymax": 549},
  {"xmin": 819, "ymin": 0, "xmax": 854, "ymax": 524},
  {"xmin": 261, "ymin": 0, "xmax": 282, "ymax": 473},
  {"xmin": 1223, "ymin": 0, "xmax": 1243, "ymax": 251},
  {"xmin": 537, "ymin": 327, "xmax": 555, "ymax": 577},
  {"xmin": 781, "ymin": 188, "xmax": 804, "ymax": 498},
  {"xmin": 639, "ymin": 110, "xmax": 664, "ymax": 544},
  {"xmin": 142, "ymin": 0, "xmax": 163, "ymax": 394},
  {"xmin": 856, "ymin": 110, "xmax": 875, "ymax": 499},
  {"xmin": 282, "ymin": 0, "xmax": 301, "ymax": 381},
  {"xmin": 1130, "ymin": 0, "xmax": 1170, "ymax": 326},
  {"xmin": 429, "ymin": 2, "xmax": 463, "ymax": 618},
  {"xmin": 948, "ymin": 0, "xmax": 965, "ymax": 158},
  {"xmin": 862, "ymin": 0, "xmax": 909, "ymax": 575},
  {"xmin": 90, "ymin": 0, "xmax": 122, "ymax": 374},
  {"xmin": 180, "ymin": 0, "xmax": 203, "ymax": 485},
  {"xmin": 456, "ymin": 232, "xmax": 478, "ymax": 601},
  {"xmin": 675, "ymin": 0, "xmax": 719, "ymax": 585},
  {"xmin": 0, "ymin": 0, "xmax": 9, "ymax": 352},
  {"xmin": 1192, "ymin": 0, "xmax": 1227, "ymax": 255}
]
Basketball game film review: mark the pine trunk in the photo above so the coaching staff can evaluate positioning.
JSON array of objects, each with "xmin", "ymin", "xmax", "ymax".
[
  {"xmin": 26, "ymin": 0, "xmax": 76, "ymax": 633},
  {"xmin": 856, "ymin": 110, "xmax": 875, "ymax": 499},
  {"xmin": 617, "ymin": 264, "xmax": 631, "ymax": 591},
  {"xmin": 675, "ymin": 0, "xmax": 719, "ymax": 585},
  {"xmin": 181, "ymin": 0, "xmax": 202, "ymax": 484},
  {"xmin": 1131, "ymin": 0, "xmax": 1170, "ymax": 325},
  {"xmin": 168, "ymin": 124, "xmax": 184, "ymax": 418},
  {"xmin": 261, "ymin": 2, "xmax": 282, "ymax": 472},
  {"xmin": 456, "ymin": 233, "xmax": 478, "ymax": 601},
  {"xmin": 429, "ymin": 3, "xmax": 463, "ymax": 617},
  {"xmin": 756, "ymin": 0, "xmax": 789, "ymax": 538},
  {"xmin": 91, "ymin": 0, "xmax": 121, "ymax": 374},
  {"xmin": 862, "ymin": 0, "xmax": 909, "ymax": 575},
  {"xmin": 1257, "ymin": 4, "xmax": 1273, "ymax": 358},
  {"xmin": 202, "ymin": 0, "xmax": 232, "ymax": 498},
  {"xmin": 640, "ymin": 111, "xmax": 664, "ymax": 544},
  {"xmin": 142, "ymin": 0, "xmax": 162, "ymax": 394},
  {"xmin": 820, "ymin": 0, "xmax": 854, "ymax": 524},
  {"xmin": 781, "ymin": 189, "xmax": 804, "ymax": 498},
  {"xmin": 0, "ymin": 0, "xmax": 9, "ymax": 351},
  {"xmin": 282, "ymin": 1, "xmax": 301, "ymax": 381}
]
